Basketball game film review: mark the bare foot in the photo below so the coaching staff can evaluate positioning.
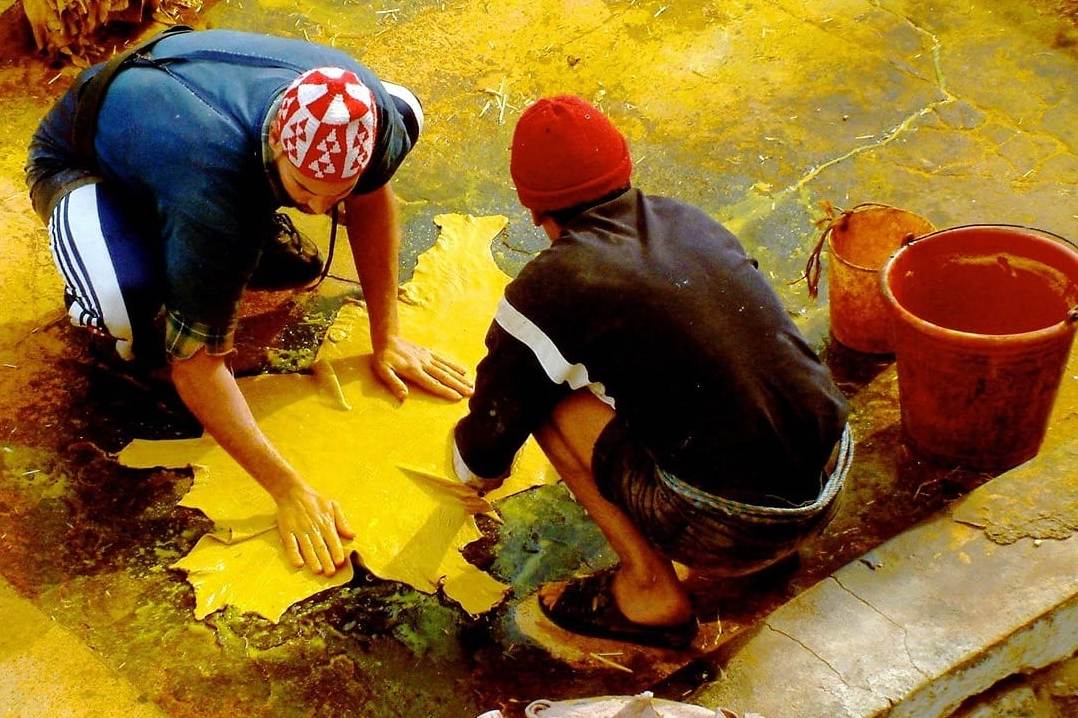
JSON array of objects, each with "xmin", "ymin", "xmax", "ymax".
[{"xmin": 611, "ymin": 565, "xmax": 694, "ymax": 626}]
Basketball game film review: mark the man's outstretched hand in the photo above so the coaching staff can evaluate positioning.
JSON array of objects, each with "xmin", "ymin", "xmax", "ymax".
[
  {"xmin": 373, "ymin": 334, "xmax": 474, "ymax": 402},
  {"xmin": 275, "ymin": 483, "xmax": 356, "ymax": 575}
]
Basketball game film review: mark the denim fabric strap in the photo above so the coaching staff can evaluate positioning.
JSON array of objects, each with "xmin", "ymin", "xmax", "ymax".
[{"xmin": 656, "ymin": 423, "xmax": 854, "ymax": 520}]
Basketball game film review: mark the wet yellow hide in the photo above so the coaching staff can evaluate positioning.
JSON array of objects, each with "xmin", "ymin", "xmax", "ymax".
[{"xmin": 119, "ymin": 214, "xmax": 556, "ymax": 622}]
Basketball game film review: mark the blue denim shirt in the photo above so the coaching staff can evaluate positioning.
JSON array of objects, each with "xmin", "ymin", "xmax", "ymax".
[{"xmin": 27, "ymin": 30, "xmax": 417, "ymax": 357}]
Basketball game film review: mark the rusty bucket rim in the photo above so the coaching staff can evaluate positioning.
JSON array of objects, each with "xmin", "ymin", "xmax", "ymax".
[
  {"xmin": 825, "ymin": 203, "xmax": 935, "ymax": 273},
  {"xmin": 880, "ymin": 223, "xmax": 1078, "ymax": 345}
]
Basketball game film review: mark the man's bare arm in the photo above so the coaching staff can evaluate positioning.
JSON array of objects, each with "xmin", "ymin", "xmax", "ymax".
[
  {"xmin": 171, "ymin": 348, "xmax": 354, "ymax": 575},
  {"xmin": 343, "ymin": 184, "xmax": 473, "ymax": 401}
]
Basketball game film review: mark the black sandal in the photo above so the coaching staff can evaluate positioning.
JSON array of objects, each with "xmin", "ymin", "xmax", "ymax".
[{"xmin": 538, "ymin": 568, "xmax": 699, "ymax": 649}]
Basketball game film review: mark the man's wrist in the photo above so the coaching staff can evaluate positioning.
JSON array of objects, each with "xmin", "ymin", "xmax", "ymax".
[
  {"xmin": 366, "ymin": 298, "xmax": 400, "ymax": 353},
  {"xmin": 371, "ymin": 334, "xmax": 390, "ymax": 354},
  {"xmin": 452, "ymin": 438, "xmax": 508, "ymax": 491},
  {"xmin": 264, "ymin": 472, "xmax": 307, "ymax": 501},
  {"xmin": 371, "ymin": 331, "xmax": 401, "ymax": 355}
]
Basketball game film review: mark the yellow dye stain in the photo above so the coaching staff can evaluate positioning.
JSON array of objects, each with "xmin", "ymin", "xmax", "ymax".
[{"xmin": 119, "ymin": 214, "xmax": 557, "ymax": 622}]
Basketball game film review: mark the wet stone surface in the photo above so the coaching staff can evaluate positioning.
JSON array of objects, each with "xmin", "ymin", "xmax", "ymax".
[
  {"xmin": 0, "ymin": 292, "xmax": 995, "ymax": 717},
  {"xmin": 0, "ymin": 0, "xmax": 1075, "ymax": 716}
]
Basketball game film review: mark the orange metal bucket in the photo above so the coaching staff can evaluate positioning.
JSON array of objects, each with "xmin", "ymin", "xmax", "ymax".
[
  {"xmin": 881, "ymin": 225, "xmax": 1078, "ymax": 472},
  {"xmin": 806, "ymin": 204, "xmax": 934, "ymax": 353}
]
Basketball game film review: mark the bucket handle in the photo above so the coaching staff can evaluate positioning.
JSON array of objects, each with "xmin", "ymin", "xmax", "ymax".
[
  {"xmin": 801, "ymin": 202, "xmax": 903, "ymax": 298},
  {"xmin": 802, "ymin": 218, "xmax": 834, "ymax": 299},
  {"xmin": 902, "ymin": 224, "xmax": 1078, "ymax": 323},
  {"xmin": 902, "ymin": 223, "xmax": 1078, "ymax": 251}
]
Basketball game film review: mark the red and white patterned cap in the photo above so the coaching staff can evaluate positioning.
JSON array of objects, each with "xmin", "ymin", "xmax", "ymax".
[{"xmin": 271, "ymin": 67, "xmax": 377, "ymax": 182}]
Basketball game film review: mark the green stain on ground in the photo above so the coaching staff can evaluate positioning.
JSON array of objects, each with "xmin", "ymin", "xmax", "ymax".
[
  {"xmin": 491, "ymin": 485, "xmax": 616, "ymax": 594},
  {"xmin": 385, "ymin": 590, "xmax": 465, "ymax": 661}
]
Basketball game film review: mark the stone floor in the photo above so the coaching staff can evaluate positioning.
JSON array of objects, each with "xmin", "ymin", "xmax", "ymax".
[{"xmin": 0, "ymin": 1, "xmax": 1074, "ymax": 716}]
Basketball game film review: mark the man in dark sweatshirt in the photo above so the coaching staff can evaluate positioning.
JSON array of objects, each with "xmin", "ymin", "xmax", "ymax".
[{"xmin": 452, "ymin": 96, "xmax": 852, "ymax": 648}]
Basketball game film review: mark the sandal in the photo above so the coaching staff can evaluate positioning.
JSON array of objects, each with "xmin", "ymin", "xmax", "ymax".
[{"xmin": 538, "ymin": 568, "xmax": 699, "ymax": 649}]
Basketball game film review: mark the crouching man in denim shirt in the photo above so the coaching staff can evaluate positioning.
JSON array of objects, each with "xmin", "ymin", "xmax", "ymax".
[{"xmin": 26, "ymin": 29, "xmax": 473, "ymax": 577}]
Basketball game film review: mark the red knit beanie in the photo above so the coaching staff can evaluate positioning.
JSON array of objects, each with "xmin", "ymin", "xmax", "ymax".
[{"xmin": 510, "ymin": 96, "xmax": 632, "ymax": 218}]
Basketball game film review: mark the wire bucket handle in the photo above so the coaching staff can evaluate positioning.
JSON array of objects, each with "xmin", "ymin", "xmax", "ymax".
[
  {"xmin": 802, "ymin": 202, "xmax": 917, "ymax": 298},
  {"xmin": 901, "ymin": 222, "xmax": 1077, "ymax": 249}
]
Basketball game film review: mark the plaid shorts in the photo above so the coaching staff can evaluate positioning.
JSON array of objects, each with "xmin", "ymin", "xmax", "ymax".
[{"xmin": 593, "ymin": 420, "xmax": 853, "ymax": 575}]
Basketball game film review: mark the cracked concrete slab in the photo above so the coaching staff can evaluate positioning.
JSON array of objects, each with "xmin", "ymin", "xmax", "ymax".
[
  {"xmin": 692, "ymin": 477, "xmax": 1078, "ymax": 718},
  {"xmin": 952, "ymin": 381, "xmax": 1078, "ymax": 545},
  {"xmin": 691, "ymin": 346, "xmax": 1077, "ymax": 717},
  {"xmin": 713, "ymin": 624, "xmax": 892, "ymax": 718},
  {"xmin": 767, "ymin": 576, "xmax": 930, "ymax": 702}
]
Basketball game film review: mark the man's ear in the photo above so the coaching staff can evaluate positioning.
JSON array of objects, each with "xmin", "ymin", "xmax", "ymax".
[
  {"xmin": 267, "ymin": 125, "xmax": 285, "ymax": 160},
  {"xmin": 538, "ymin": 215, "xmax": 562, "ymax": 242}
]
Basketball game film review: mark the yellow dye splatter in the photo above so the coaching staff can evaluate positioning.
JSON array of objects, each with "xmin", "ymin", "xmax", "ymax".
[{"xmin": 119, "ymin": 214, "xmax": 557, "ymax": 622}]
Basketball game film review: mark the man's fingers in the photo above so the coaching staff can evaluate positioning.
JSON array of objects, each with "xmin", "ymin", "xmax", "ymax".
[
  {"xmin": 283, "ymin": 531, "xmax": 304, "ymax": 568},
  {"xmin": 432, "ymin": 354, "xmax": 470, "ymax": 377},
  {"xmin": 376, "ymin": 346, "xmax": 473, "ymax": 401},
  {"xmin": 414, "ymin": 369, "xmax": 464, "ymax": 401},
  {"xmin": 425, "ymin": 365, "xmax": 473, "ymax": 397},
  {"xmin": 321, "ymin": 515, "xmax": 346, "ymax": 567},
  {"xmin": 375, "ymin": 362, "xmax": 410, "ymax": 401},
  {"xmin": 298, "ymin": 533, "xmax": 323, "ymax": 574},
  {"xmin": 311, "ymin": 531, "xmax": 336, "ymax": 576},
  {"xmin": 434, "ymin": 361, "xmax": 474, "ymax": 392},
  {"xmin": 333, "ymin": 502, "xmax": 356, "ymax": 539}
]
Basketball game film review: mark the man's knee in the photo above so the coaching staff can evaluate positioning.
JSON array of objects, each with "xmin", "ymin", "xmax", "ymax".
[
  {"xmin": 550, "ymin": 390, "xmax": 615, "ymax": 433},
  {"xmin": 542, "ymin": 390, "xmax": 616, "ymax": 474},
  {"xmin": 533, "ymin": 422, "xmax": 581, "ymax": 477}
]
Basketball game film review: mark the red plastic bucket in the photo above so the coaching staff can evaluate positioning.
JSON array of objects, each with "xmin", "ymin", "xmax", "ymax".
[{"xmin": 881, "ymin": 225, "xmax": 1078, "ymax": 472}]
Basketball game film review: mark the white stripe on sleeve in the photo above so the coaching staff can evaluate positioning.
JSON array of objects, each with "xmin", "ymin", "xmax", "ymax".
[
  {"xmin": 494, "ymin": 298, "xmax": 615, "ymax": 409},
  {"xmin": 452, "ymin": 438, "xmax": 483, "ymax": 485}
]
